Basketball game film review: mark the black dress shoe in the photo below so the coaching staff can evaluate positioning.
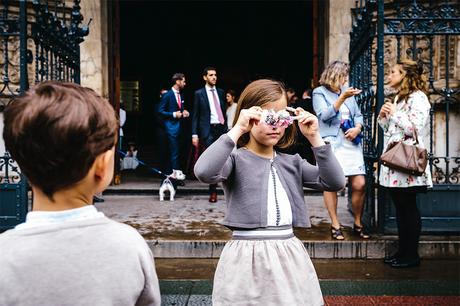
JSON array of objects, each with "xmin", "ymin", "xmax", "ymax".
[
  {"xmin": 209, "ymin": 192, "xmax": 217, "ymax": 203},
  {"xmin": 383, "ymin": 253, "xmax": 401, "ymax": 265},
  {"xmin": 383, "ymin": 255, "xmax": 398, "ymax": 265},
  {"xmin": 93, "ymin": 195, "xmax": 105, "ymax": 203},
  {"xmin": 390, "ymin": 257, "xmax": 420, "ymax": 268}
]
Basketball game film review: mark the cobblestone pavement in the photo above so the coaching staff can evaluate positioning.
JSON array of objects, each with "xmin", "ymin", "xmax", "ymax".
[{"xmin": 95, "ymin": 193, "xmax": 355, "ymax": 241}]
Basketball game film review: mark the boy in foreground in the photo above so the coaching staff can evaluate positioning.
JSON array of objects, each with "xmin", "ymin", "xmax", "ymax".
[{"xmin": 0, "ymin": 81, "xmax": 161, "ymax": 306}]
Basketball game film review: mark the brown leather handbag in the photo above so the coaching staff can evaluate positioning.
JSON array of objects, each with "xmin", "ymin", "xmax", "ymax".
[{"xmin": 380, "ymin": 125, "xmax": 428, "ymax": 176}]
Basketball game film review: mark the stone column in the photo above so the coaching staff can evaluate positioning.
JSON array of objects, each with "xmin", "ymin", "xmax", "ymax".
[
  {"xmin": 325, "ymin": 0, "xmax": 356, "ymax": 65},
  {"xmin": 79, "ymin": 0, "xmax": 109, "ymax": 98}
]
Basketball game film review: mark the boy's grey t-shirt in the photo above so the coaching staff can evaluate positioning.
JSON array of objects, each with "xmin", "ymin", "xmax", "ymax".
[{"xmin": 0, "ymin": 216, "xmax": 161, "ymax": 306}]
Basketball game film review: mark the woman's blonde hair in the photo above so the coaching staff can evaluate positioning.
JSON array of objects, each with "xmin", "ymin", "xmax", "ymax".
[
  {"xmin": 395, "ymin": 59, "xmax": 427, "ymax": 103},
  {"xmin": 233, "ymin": 79, "xmax": 296, "ymax": 149},
  {"xmin": 319, "ymin": 60, "xmax": 349, "ymax": 91}
]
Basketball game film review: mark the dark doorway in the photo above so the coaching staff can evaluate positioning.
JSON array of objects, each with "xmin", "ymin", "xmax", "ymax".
[{"xmin": 119, "ymin": 0, "xmax": 314, "ymax": 174}]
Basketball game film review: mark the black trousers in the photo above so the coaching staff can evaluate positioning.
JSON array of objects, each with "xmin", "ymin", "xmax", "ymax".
[{"xmin": 387, "ymin": 187, "xmax": 426, "ymax": 259}]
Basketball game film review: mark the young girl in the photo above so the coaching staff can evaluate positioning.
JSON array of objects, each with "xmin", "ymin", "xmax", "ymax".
[
  {"xmin": 121, "ymin": 143, "xmax": 139, "ymax": 170},
  {"xmin": 194, "ymin": 79, "xmax": 345, "ymax": 305}
]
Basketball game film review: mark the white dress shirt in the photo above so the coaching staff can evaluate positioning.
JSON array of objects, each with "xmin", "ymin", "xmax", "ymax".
[
  {"xmin": 172, "ymin": 87, "xmax": 182, "ymax": 118},
  {"xmin": 205, "ymin": 85, "xmax": 223, "ymax": 124}
]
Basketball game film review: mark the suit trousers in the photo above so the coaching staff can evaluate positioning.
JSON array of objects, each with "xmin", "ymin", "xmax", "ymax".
[
  {"xmin": 166, "ymin": 132, "xmax": 181, "ymax": 173},
  {"xmin": 203, "ymin": 124, "xmax": 227, "ymax": 192}
]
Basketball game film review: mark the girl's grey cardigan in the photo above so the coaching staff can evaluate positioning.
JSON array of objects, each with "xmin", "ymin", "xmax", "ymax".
[{"xmin": 194, "ymin": 134, "xmax": 345, "ymax": 229}]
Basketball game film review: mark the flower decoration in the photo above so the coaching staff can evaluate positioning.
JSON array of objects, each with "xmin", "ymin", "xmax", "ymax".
[{"xmin": 261, "ymin": 109, "xmax": 294, "ymax": 128}]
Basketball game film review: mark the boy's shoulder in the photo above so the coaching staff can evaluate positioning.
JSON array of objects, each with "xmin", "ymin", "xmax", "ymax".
[{"xmin": 0, "ymin": 217, "xmax": 145, "ymax": 247}]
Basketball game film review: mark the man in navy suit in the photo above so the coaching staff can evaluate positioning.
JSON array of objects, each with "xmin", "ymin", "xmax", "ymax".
[
  {"xmin": 158, "ymin": 73, "xmax": 189, "ymax": 177},
  {"xmin": 192, "ymin": 67, "xmax": 227, "ymax": 202}
]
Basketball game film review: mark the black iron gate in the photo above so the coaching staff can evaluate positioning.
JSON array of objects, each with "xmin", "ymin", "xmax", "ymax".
[
  {"xmin": 349, "ymin": 0, "xmax": 460, "ymax": 233},
  {"xmin": 0, "ymin": 0, "xmax": 88, "ymax": 230}
]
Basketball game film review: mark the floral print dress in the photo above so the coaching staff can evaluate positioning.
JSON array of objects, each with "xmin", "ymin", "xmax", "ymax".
[{"xmin": 378, "ymin": 90, "xmax": 433, "ymax": 188}]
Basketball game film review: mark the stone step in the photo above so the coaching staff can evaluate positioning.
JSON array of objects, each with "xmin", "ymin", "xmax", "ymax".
[
  {"xmin": 148, "ymin": 238, "xmax": 460, "ymax": 259},
  {"xmin": 105, "ymin": 181, "xmax": 324, "ymax": 195},
  {"xmin": 106, "ymin": 175, "xmax": 331, "ymax": 195}
]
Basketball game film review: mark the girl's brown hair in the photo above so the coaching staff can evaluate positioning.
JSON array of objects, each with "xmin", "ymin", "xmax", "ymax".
[
  {"xmin": 233, "ymin": 79, "xmax": 296, "ymax": 149},
  {"xmin": 395, "ymin": 59, "xmax": 427, "ymax": 103}
]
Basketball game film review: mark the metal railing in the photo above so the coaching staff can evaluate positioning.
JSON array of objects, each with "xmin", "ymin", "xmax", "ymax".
[
  {"xmin": 0, "ymin": 0, "xmax": 88, "ymax": 230},
  {"xmin": 349, "ymin": 0, "xmax": 460, "ymax": 233}
]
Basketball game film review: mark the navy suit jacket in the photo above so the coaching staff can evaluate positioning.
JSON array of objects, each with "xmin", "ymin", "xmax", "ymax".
[
  {"xmin": 158, "ymin": 89, "xmax": 184, "ymax": 137},
  {"xmin": 192, "ymin": 87, "xmax": 227, "ymax": 140}
]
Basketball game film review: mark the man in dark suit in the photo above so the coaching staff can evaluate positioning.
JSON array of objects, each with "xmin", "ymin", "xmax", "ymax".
[
  {"xmin": 158, "ymin": 73, "xmax": 189, "ymax": 177},
  {"xmin": 192, "ymin": 66, "xmax": 227, "ymax": 202}
]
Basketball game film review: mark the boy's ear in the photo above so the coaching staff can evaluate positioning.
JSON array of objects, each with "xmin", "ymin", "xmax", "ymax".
[{"xmin": 93, "ymin": 149, "xmax": 114, "ymax": 181}]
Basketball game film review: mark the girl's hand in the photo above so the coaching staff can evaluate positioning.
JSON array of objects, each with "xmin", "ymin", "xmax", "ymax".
[
  {"xmin": 227, "ymin": 106, "xmax": 262, "ymax": 143},
  {"xmin": 295, "ymin": 107, "xmax": 324, "ymax": 146},
  {"xmin": 340, "ymin": 87, "xmax": 362, "ymax": 99},
  {"xmin": 234, "ymin": 106, "xmax": 262, "ymax": 133}
]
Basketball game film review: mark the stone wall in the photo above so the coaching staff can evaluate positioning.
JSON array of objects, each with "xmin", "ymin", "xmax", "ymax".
[
  {"xmin": 325, "ymin": 0, "xmax": 355, "ymax": 65},
  {"xmin": 79, "ymin": 0, "xmax": 109, "ymax": 98}
]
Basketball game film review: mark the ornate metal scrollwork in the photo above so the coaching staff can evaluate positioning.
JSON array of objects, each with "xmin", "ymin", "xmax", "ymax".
[
  {"xmin": 0, "ymin": 151, "xmax": 21, "ymax": 184},
  {"xmin": 1, "ymin": 0, "xmax": 88, "ymax": 188},
  {"xmin": 385, "ymin": 1, "xmax": 460, "ymax": 35},
  {"xmin": 449, "ymin": 158, "xmax": 460, "ymax": 184}
]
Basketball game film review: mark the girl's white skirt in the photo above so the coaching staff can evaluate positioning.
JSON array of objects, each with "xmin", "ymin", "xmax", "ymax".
[{"xmin": 212, "ymin": 227, "xmax": 323, "ymax": 306}]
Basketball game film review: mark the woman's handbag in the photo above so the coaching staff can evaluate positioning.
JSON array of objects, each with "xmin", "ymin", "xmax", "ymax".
[{"xmin": 380, "ymin": 124, "xmax": 428, "ymax": 176}]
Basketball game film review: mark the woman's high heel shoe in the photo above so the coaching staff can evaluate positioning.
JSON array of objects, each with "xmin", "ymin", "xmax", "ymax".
[
  {"xmin": 331, "ymin": 226, "xmax": 345, "ymax": 240},
  {"xmin": 353, "ymin": 224, "xmax": 370, "ymax": 239}
]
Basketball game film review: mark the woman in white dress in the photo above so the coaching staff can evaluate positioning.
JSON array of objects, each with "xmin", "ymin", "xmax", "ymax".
[
  {"xmin": 313, "ymin": 60, "xmax": 370, "ymax": 240},
  {"xmin": 225, "ymin": 89, "xmax": 238, "ymax": 129}
]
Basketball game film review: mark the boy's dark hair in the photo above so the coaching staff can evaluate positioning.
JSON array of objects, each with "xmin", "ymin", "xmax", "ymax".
[
  {"xmin": 171, "ymin": 73, "xmax": 185, "ymax": 84},
  {"xmin": 202, "ymin": 66, "xmax": 217, "ymax": 76},
  {"xmin": 3, "ymin": 81, "xmax": 117, "ymax": 200}
]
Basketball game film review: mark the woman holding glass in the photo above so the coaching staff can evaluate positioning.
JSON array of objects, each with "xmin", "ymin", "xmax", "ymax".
[
  {"xmin": 313, "ymin": 60, "xmax": 369, "ymax": 240},
  {"xmin": 378, "ymin": 59, "xmax": 432, "ymax": 268}
]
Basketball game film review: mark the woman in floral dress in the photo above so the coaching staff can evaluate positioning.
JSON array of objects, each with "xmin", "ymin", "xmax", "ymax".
[{"xmin": 378, "ymin": 59, "xmax": 432, "ymax": 268}]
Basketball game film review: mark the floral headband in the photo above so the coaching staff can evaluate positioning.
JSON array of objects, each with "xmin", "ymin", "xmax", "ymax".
[{"xmin": 261, "ymin": 106, "xmax": 303, "ymax": 128}]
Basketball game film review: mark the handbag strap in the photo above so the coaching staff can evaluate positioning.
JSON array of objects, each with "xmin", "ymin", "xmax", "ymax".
[
  {"xmin": 401, "ymin": 99, "xmax": 420, "ymax": 145},
  {"xmin": 411, "ymin": 124, "xmax": 420, "ymax": 145}
]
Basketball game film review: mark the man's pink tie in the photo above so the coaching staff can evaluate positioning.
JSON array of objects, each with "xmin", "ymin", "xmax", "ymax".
[
  {"xmin": 211, "ymin": 89, "xmax": 225, "ymax": 124},
  {"xmin": 176, "ymin": 92, "xmax": 182, "ymax": 109}
]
